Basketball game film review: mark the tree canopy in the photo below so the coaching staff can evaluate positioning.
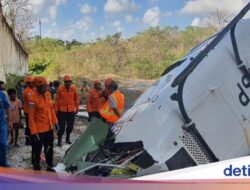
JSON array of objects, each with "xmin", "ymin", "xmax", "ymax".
[{"xmin": 26, "ymin": 26, "xmax": 215, "ymax": 80}]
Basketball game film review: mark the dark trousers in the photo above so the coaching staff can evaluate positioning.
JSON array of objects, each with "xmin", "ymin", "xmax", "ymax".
[
  {"xmin": 0, "ymin": 121, "xmax": 7, "ymax": 167},
  {"xmin": 31, "ymin": 130, "xmax": 54, "ymax": 170},
  {"xmin": 25, "ymin": 113, "xmax": 31, "ymax": 142},
  {"xmin": 57, "ymin": 111, "xmax": 75, "ymax": 139},
  {"xmin": 0, "ymin": 144, "xmax": 7, "ymax": 167},
  {"xmin": 88, "ymin": 112, "xmax": 101, "ymax": 122}
]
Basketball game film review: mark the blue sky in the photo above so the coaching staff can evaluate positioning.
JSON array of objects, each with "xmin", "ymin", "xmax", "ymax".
[{"xmin": 31, "ymin": 0, "xmax": 249, "ymax": 42}]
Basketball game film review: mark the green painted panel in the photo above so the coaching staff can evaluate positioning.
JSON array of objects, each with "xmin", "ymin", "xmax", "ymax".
[{"xmin": 63, "ymin": 118, "xmax": 109, "ymax": 167}]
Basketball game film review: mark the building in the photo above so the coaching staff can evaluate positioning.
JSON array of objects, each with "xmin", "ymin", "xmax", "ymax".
[{"xmin": 0, "ymin": 3, "xmax": 28, "ymax": 82}]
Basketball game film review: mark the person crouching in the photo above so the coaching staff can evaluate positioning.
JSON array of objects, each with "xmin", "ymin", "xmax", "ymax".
[{"xmin": 28, "ymin": 76, "xmax": 58, "ymax": 171}]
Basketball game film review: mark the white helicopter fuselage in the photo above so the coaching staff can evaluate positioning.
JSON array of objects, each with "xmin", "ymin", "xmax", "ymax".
[{"xmin": 112, "ymin": 19, "xmax": 250, "ymax": 176}]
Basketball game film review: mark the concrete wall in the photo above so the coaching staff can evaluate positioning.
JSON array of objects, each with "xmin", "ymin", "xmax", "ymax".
[{"xmin": 0, "ymin": 4, "xmax": 28, "ymax": 82}]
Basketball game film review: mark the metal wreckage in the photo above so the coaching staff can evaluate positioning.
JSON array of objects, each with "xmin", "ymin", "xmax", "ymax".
[{"xmin": 55, "ymin": 2, "xmax": 250, "ymax": 178}]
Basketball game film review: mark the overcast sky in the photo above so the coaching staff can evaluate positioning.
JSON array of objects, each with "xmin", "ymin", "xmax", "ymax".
[{"xmin": 30, "ymin": 0, "xmax": 249, "ymax": 42}]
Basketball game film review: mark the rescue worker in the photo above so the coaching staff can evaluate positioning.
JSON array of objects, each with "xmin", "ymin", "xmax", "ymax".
[
  {"xmin": 23, "ymin": 76, "xmax": 35, "ymax": 145},
  {"xmin": 28, "ymin": 76, "xmax": 57, "ymax": 171},
  {"xmin": 55, "ymin": 75, "xmax": 79, "ymax": 146},
  {"xmin": 0, "ymin": 86, "xmax": 12, "ymax": 167},
  {"xmin": 99, "ymin": 80, "xmax": 125, "ymax": 137},
  {"xmin": 86, "ymin": 80, "xmax": 103, "ymax": 121},
  {"xmin": 101, "ymin": 78, "xmax": 112, "ymax": 101}
]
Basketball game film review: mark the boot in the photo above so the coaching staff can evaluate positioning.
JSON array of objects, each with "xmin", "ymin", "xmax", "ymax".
[
  {"xmin": 33, "ymin": 161, "xmax": 41, "ymax": 170},
  {"xmin": 46, "ymin": 162, "xmax": 55, "ymax": 172},
  {"xmin": 57, "ymin": 136, "xmax": 62, "ymax": 147},
  {"xmin": 34, "ymin": 165, "xmax": 41, "ymax": 171},
  {"xmin": 66, "ymin": 134, "xmax": 72, "ymax": 144},
  {"xmin": 32, "ymin": 154, "xmax": 41, "ymax": 170},
  {"xmin": 46, "ymin": 167, "xmax": 55, "ymax": 172},
  {"xmin": 47, "ymin": 164, "xmax": 55, "ymax": 172}
]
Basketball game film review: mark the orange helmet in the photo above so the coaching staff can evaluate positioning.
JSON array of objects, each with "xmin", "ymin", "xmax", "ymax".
[
  {"xmin": 24, "ymin": 76, "xmax": 34, "ymax": 83},
  {"xmin": 33, "ymin": 76, "xmax": 48, "ymax": 86},
  {"xmin": 64, "ymin": 75, "xmax": 72, "ymax": 81},
  {"xmin": 93, "ymin": 80, "xmax": 101, "ymax": 85},
  {"xmin": 105, "ymin": 78, "xmax": 112, "ymax": 88}
]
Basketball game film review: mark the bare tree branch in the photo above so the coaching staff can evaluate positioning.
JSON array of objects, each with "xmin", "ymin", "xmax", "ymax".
[
  {"xmin": 1, "ymin": 0, "xmax": 34, "ymax": 45},
  {"xmin": 205, "ymin": 9, "xmax": 234, "ymax": 30}
]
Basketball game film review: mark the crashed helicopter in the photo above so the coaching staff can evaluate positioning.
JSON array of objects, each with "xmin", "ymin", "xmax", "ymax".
[{"xmin": 54, "ymin": 2, "xmax": 250, "ymax": 178}]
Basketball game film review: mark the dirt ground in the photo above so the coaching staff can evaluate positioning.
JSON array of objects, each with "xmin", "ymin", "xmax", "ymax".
[
  {"xmin": 7, "ymin": 80, "xmax": 153, "ymax": 170},
  {"xmin": 7, "ymin": 118, "xmax": 88, "ymax": 170}
]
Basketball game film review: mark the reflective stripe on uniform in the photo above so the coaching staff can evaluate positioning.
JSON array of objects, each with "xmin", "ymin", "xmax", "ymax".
[{"xmin": 99, "ymin": 90, "xmax": 124, "ymax": 123}]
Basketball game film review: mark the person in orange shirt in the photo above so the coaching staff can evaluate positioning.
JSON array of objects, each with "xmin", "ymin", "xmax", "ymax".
[
  {"xmin": 100, "ymin": 78, "xmax": 112, "ymax": 101},
  {"xmin": 99, "ymin": 80, "xmax": 125, "ymax": 137},
  {"xmin": 28, "ymin": 76, "xmax": 57, "ymax": 171},
  {"xmin": 23, "ymin": 76, "xmax": 35, "ymax": 145},
  {"xmin": 99, "ymin": 80, "xmax": 125, "ymax": 151},
  {"xmin": 86, "ymin": 80, "xmax": 103, "ymax": 121},
  {"xmin": 55, "ymin": 75, "xmax": 79, "ymax": 146}
]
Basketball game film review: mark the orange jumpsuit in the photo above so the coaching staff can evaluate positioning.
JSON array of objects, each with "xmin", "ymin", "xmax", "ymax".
[
  {"xmin": 28, "ymin": 91, "xmax": 57, "ymax": 170},
  {"xmin": 28, "ymin": 91, "xmax": 57, "ymax": 135},
  {"xmin": 86, "ymin": 89, "xmax": 104, "ymax": 113},
  {"xmin": 55, "ymin": 85, "xmax": 79, "ymax": 113},
  {"xmin": 86, "ymin": 88, "xmax": 104, "ymax": 121},
  {"xmin": 55, "ymin": 85, "xmax": 79, "ymax": 140}
]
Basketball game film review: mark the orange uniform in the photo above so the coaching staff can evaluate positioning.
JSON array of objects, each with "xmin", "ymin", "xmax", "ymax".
[
  {"xmin": 23, "ymin": 87, "xmax": 35, "ymax": 114},
  {"xmin": 99, "ymin": 90, "xmax": 125, "ymax": 124},
  {"xmin": 86, "ymin": 89, "xmax": 104, "ymax": 112},
  {"xmin": 28, "ymin": 91, "xmax": 58, "ymax": 135},
  {"xmin": 55, "ymin": 85, "xmax": 79, "ymax": 113}
]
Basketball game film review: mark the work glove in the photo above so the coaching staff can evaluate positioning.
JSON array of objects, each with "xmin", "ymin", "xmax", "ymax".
[{"xmin": 31, "ymin": 134, "xmax": 40, "ymax": 143}]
